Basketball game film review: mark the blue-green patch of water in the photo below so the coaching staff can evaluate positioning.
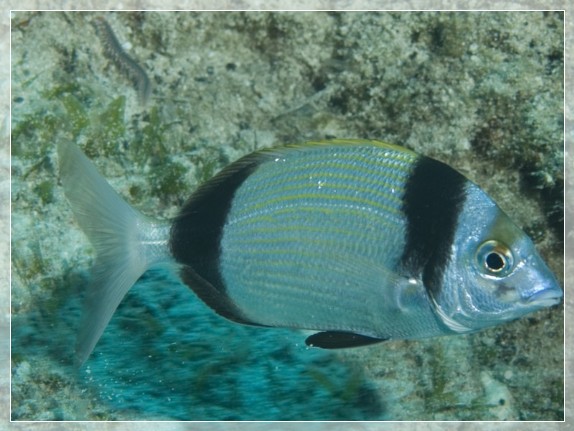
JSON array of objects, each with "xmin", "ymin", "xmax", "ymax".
[{"xmin": 12, "ymin": 268, "xmax": 384, "ymax": 420}]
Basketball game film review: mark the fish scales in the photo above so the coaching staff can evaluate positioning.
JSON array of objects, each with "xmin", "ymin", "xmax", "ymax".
[
  {"xmin": 220, "ymin": 143, "xmax": 418, "ymax": 334},
  {"xmin": 231, "ymin": 145, "xmax": 412, "ymax": 219}
]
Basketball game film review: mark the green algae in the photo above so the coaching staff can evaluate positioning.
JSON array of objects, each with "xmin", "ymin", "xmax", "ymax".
[{"xmin": 150, "ymin": 160, "xmax": 186, "ymax": 198}]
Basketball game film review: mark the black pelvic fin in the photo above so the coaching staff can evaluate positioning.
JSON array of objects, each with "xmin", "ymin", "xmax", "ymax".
[{"xmin": 305, "ymin": 331, "xmax": 387, "ymax": 349}]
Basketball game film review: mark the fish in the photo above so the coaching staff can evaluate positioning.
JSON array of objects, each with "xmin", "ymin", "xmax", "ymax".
[{"xmin": 56, "ymin": 139, "xmax": 563, "ymax": 366}]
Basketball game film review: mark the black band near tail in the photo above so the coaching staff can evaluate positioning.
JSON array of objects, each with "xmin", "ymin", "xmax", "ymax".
[
  {"xmin": 169, "ymin": 152, "xmax": 267, "ymax": 323},
  {"xmin": 400, "ymin": 156, "xmax": 467, "ymax": 299}
]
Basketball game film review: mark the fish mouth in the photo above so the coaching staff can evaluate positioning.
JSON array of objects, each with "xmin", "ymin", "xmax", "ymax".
[{"xmin": 527, "ymin": 288, "xmax": 563, "ymax": 307}]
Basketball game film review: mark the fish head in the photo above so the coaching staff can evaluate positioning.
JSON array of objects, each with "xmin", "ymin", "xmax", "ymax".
[{"xmin": 431, "ymin": 185, "xmax": 563, "ymax": 334}]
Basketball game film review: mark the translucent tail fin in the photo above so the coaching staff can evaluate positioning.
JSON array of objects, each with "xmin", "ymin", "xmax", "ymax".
[{"xmin": 57, "ymin": 142, "xmax": 171, "ymax": 366}]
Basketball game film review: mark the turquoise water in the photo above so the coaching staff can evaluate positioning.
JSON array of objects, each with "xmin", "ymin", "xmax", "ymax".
[{"xmin": 11, "ymin": 268, "xmax": 384, "ymax": 420}]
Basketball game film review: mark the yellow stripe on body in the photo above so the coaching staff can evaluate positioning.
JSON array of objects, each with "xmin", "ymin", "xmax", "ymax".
[
  {"xmin": 227, "ymin": 208, "xmax": 398, "ymax": 242},
  {"xmin": 236, "ymin": 173, "xmax": 405, "ymax": 212},
  {"xmin": 230, "ymin": 144, "xmax": 414, "ymax": 224}
]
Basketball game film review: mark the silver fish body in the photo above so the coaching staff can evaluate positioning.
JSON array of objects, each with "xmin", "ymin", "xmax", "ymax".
[{"xmin": 57, "ymin": 139, "xmax": 562, "ymax": 365}]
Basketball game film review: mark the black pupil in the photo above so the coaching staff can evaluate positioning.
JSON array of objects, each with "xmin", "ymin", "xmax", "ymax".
[{"xmin": 486, "ymin": 252, "xmax": 505, "ymax": 271}]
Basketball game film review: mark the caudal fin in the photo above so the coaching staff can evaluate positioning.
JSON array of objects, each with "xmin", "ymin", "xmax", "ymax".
[{"xmin": 58, "ymin": 142, "xmax": 170, "ymax": 366}]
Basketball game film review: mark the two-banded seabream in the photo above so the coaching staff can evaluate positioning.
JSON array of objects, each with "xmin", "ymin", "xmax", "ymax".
[{"xmin": 57, "ymin": 139, "xmax": 563, "ymax": 365}]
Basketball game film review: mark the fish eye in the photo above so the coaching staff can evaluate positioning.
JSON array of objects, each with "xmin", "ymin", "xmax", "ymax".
[{"xmin": 476, "ymin": 240, "xmax": 514, "ymax": 277}]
